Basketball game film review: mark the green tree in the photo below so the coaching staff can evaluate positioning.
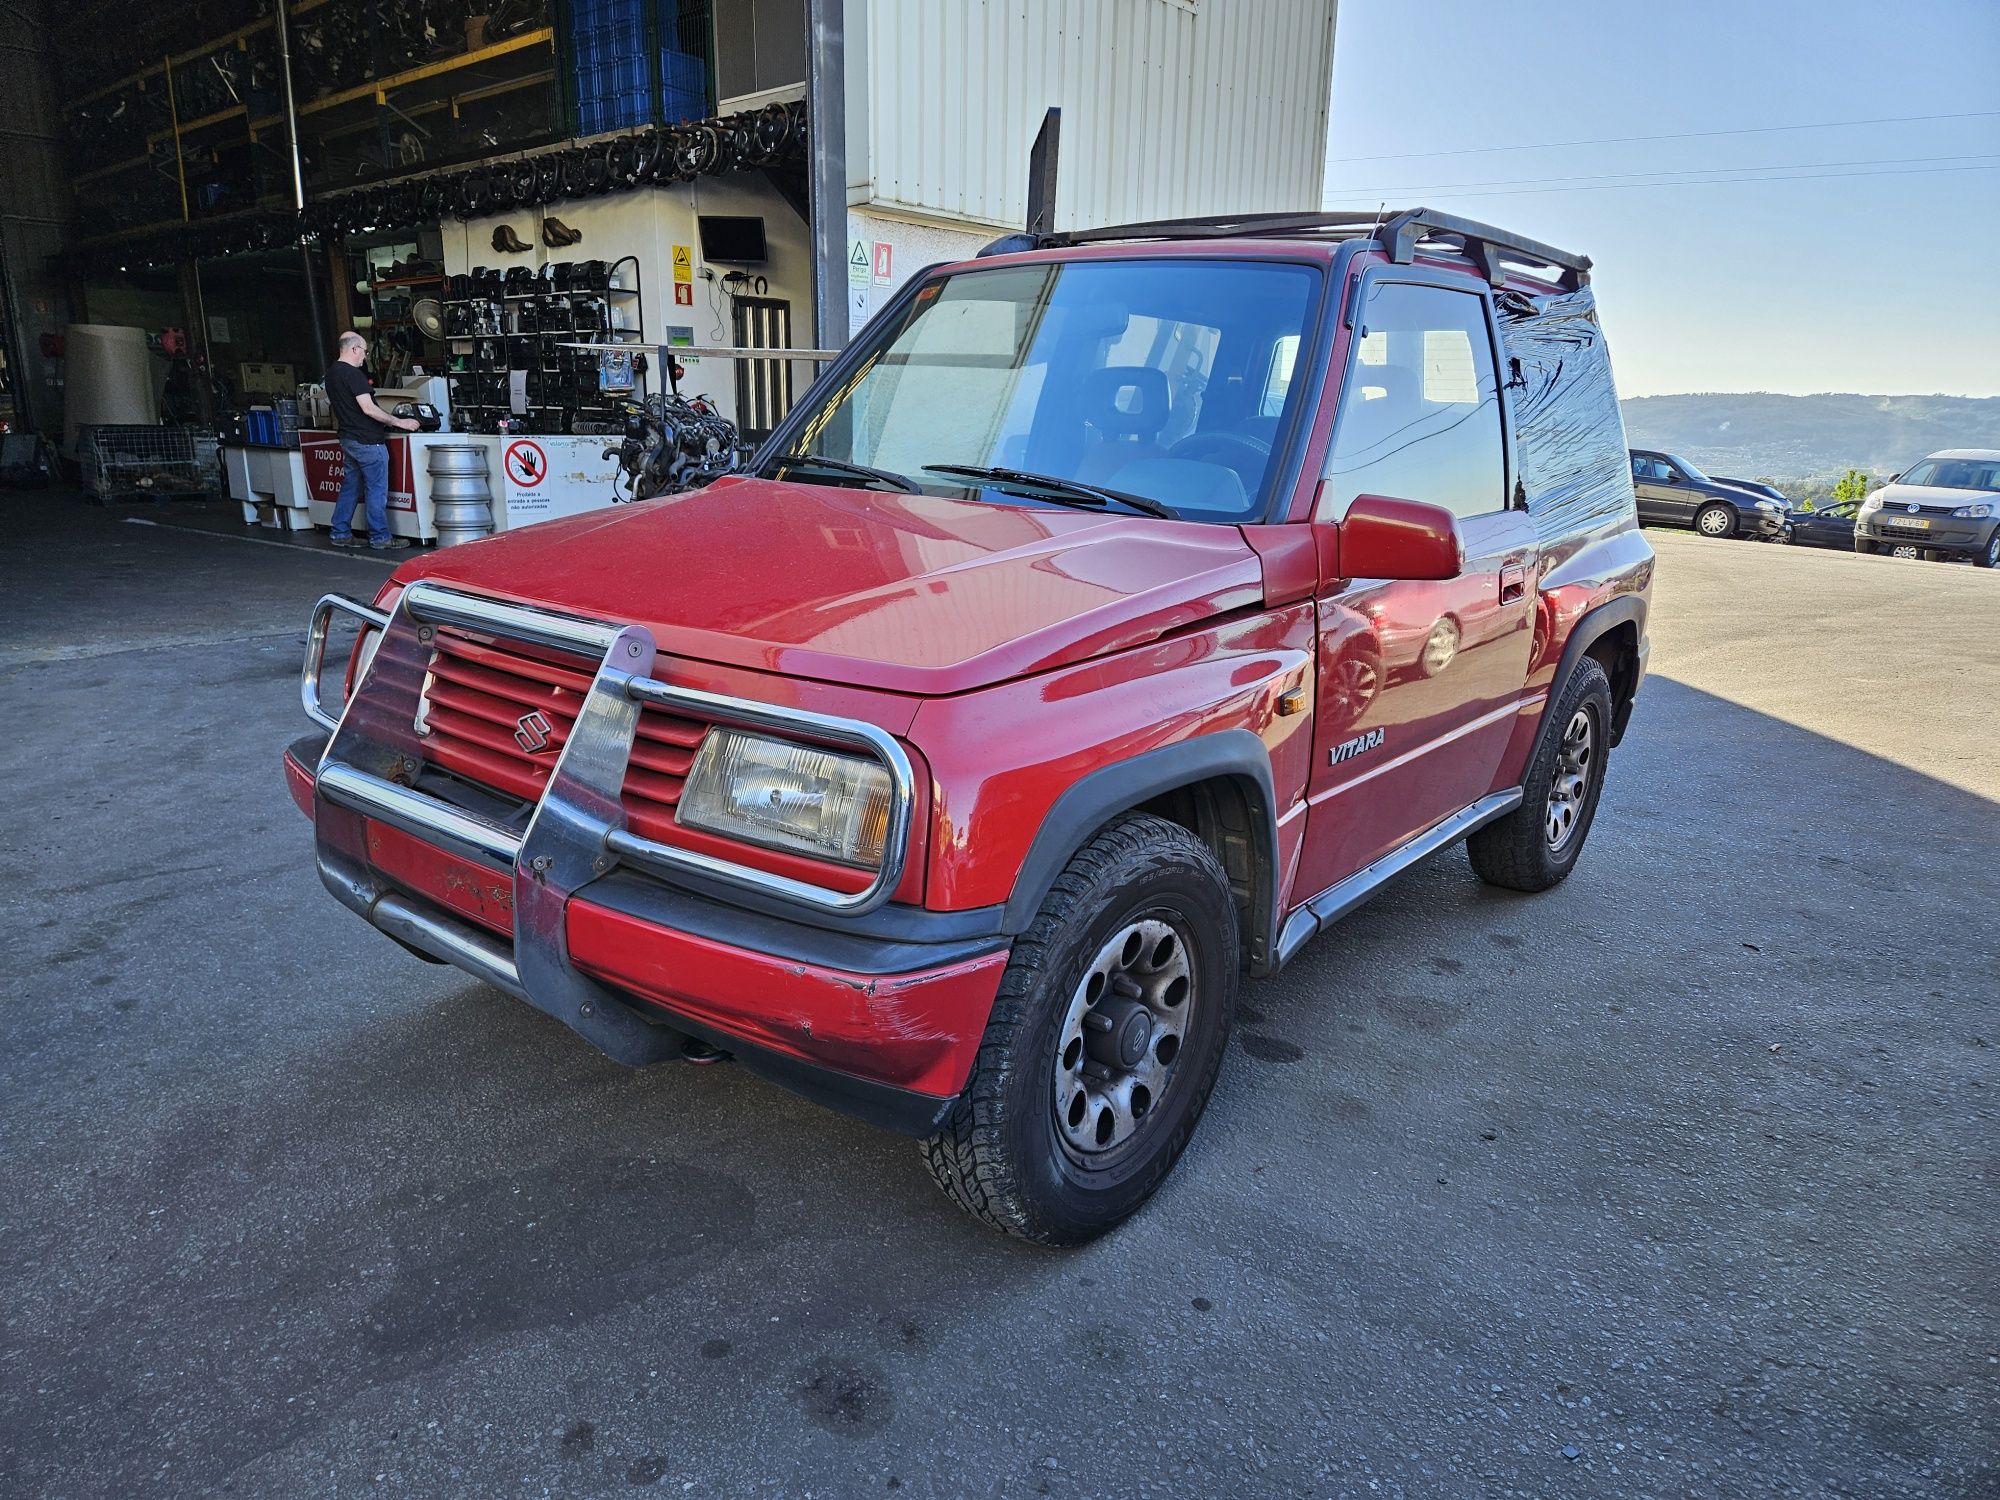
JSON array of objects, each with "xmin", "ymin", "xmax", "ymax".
[{"xmin": 1831, "ymin": 468, "xmax": 1873, "ymax": 504}]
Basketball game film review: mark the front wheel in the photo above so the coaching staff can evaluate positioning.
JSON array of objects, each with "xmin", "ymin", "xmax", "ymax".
[
  {"xmin": 1468, "ymin": 655, "xmax": 1613, "ymax": 893},
  {"xmin": 1693, "ymin": 502, "xmax": 1737, "ymax": 538},
  {"xmin": 920, "ymin": 814, "xmax": 1238, "ymax": 1245},
  {"xmin": 1976, "ymin": 531, "xmax": 2000, "ymax": 569}
]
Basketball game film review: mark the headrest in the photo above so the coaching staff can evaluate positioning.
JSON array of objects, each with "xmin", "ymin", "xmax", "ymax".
[{"xmin": 1083, "ymin": 366, "xmax": 1172, "ymax": 439}]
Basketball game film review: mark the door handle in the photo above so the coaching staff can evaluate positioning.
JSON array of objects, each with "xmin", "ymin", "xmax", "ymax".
[{"xmin": 1499, "ymin": 564, "xmax": 1526, "ymax": 603}]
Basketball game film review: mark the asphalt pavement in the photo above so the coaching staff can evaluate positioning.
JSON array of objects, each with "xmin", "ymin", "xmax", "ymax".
[{"xmin": 2, "ymin": 501, "xmax": 1993, "ymax": 1498}]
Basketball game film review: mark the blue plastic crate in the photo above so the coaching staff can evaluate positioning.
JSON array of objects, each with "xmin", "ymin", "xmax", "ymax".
[
  {"xmin": 565, "ymin": 0, "xmax": 641, "ymax": 32},
  {"xmin": 577, "ymin": 91, "xmax": 651, "ymax": 137},
  {"xmin": 572, "ymin": 20, "xmax": 643, "ymax": 66},
  {"xmin": 658, "ymin": 48, "xmax": 708, "ymax": 123}
]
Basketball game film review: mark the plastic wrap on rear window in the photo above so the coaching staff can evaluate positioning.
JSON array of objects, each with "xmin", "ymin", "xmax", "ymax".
[{"xmin": 1496, "ymin": 286, "xmax": 1634, "ymax": 542}]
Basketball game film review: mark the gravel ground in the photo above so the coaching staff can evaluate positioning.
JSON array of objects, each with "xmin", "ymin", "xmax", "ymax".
[{"xmin": 2, "ymin": 502, "xmax": 1993, "ymax": 1498}]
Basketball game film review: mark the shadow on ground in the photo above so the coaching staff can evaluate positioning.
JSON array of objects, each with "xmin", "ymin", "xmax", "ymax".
[{"xmin": 0, "ymin": 496, "xmax": 1993, "ymax": 1498}]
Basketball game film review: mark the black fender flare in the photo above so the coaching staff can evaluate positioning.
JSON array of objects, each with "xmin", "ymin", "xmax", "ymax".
[
  {"xmin": 1543, "ymin": 595, "xmax": 1647, "ymax": 747},
  {"xmin": 1000, "ymin": 729, "xmax": 1281, "ymax": 965}
]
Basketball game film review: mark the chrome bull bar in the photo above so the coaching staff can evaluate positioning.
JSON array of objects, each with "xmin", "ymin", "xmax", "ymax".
[{"xmin": 301, "ymin": 579, "xmax": 916, "ymax": 1066}]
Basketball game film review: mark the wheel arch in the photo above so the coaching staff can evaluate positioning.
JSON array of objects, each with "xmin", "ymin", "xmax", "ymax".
[
  {"xmin": 1000, "ymin": 731, "xmax": 1281, "ymax": 977},
  {"xmin": 1544, "ymin": 595, "xmax": 1647, "ymax": 748}
]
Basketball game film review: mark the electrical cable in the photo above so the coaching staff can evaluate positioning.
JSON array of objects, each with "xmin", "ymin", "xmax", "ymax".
[{"xmin": 1324, "ymin": 109, "xmax": 2000, "ymax": 165}]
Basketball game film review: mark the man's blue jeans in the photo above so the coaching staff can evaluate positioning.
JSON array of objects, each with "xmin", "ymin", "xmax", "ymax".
[{"xmin": 330, "ymin": 438, "xmax": 391, "ymax": 543}]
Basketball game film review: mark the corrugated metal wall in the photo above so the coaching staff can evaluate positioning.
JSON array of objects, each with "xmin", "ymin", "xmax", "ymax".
[{"xmin": 852, "ymin": 0, "xmax": 1336, "ymax": 231}]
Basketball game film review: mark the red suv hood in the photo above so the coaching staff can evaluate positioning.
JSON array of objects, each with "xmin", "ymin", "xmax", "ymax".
[{"xmin": 397, "ymin": 476, "xmax": 1265, "ymax": 695}]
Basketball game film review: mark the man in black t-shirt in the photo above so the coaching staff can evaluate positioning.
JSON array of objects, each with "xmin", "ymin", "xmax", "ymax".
[{"xmin": 324, "ymin": 330, "xmax": 420, "ymax": 549}]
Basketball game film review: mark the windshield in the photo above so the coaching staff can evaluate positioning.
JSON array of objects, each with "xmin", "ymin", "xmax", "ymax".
[
  {"xmin": 1665, "ymin": 453, "xmax": 1710, "ymax": 482},
  {"xmin": 1900, "ymin": 457, "xmax": 2000, "ymax": 491},
  {"xmin": 776, "ymin": 258, "xmax": 1321, "ymax": 523}
]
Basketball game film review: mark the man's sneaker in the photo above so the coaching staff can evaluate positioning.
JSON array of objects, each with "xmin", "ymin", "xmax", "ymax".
[
  {"xmin": 370, "ymin": 537, "xmax": 411, "ymax": 551},
  {"xmin": 329, "ymin": 533, "xmax": 361, "ymax": 548}
]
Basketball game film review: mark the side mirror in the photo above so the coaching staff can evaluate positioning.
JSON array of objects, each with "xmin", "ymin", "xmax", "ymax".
[
  {"xmin": 1339, "ymin": 493, "xmax": 1464, "ymax": 581},
  {"xmin": 1663, "ymin": 470, "xmax": 1681, "ymax": 483}
]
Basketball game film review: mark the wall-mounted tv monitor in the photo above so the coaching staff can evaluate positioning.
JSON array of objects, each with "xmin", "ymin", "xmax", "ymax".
[{"xmin": 698, "ymin": 215, "xmax": 768, "ymax": 264}]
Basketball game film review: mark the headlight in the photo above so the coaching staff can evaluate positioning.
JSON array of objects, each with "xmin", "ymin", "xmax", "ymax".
[
  {"xmin": 678, "ymin": 729, "xmax": 894, "ymax": 868},
  {"xmin": 1951, "ymin": 501, "xmax": 1994, "ymax": 518},
  {"xmin": 1755, "ymin": 499, "xmax": 1783, "ymax": 513},
  {"xmin": 1858, "ymin": 493, "xmax": 1884, "ymax": 514}
]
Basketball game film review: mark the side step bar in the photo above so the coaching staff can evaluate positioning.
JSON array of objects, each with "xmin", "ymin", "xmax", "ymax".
[{"xmin": 1275, "ymin": 790, "xmax": 1524, "ymax": 966}]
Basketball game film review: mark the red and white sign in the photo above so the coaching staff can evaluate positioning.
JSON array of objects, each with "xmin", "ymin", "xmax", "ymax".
[
  {"xmin": 493, "ymin": 434, "xmax": 625, "ymax": 532},
  {"xmin": 503, "ymin": 439, "xmax": 547, "ymax": 489},
  {"xmin": 872, "ymin": 240, "xmax": 893, "ymax": 284},
  {"xmin": 300, "ymin": 432, "xmax": 415, "ymax": 510},
  {"xmin": 673, "ymin": 282, "xmax": 694, "ymax": 306}
]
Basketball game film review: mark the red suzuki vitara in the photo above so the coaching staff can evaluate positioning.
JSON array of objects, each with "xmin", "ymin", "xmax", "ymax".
[{"xmin": 288, "ymin": 210, "xmax": 1651, "ymax": 1244}]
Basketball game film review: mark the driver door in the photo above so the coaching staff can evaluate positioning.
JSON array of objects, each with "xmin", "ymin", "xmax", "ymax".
[{"xmin": 1294, "ymin": 275, "xmax": 1538, "ymax": 901}]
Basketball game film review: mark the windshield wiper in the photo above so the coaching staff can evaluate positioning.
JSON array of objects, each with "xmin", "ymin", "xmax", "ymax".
[
  {"xmin": 767, "ymin": 451, "xmax": 920, "ymax": 493},
  {"xmin": 922, "ymin": 463, "xmax": 1176, "ymax": 520}
]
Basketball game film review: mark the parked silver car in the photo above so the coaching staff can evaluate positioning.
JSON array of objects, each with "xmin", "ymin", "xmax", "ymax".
[{"xmin": 1854, "ymin": 450, "xmax": 2000, "ymax": 567}]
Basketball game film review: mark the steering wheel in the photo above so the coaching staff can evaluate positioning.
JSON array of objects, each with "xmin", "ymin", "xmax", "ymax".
[{"xmin": 1166, "ymin": 430, "xmax": 1272, "ymax": 473}]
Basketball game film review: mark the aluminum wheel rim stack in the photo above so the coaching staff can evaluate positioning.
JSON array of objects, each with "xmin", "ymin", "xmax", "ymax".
[{"xmin": 427, "ymin": 444, "xmax": 494, "ymax": 548}]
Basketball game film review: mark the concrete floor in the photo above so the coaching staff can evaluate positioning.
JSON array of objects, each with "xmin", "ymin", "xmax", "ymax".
[{"xmin": 2, "ymin": 498, "xmax": 1994, "ymax": 1498}]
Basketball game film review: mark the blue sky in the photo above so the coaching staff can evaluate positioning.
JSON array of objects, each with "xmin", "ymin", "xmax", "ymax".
[{"xmin": 1321, "ymin": 0, "xmax": 2000, "ymax": 398}]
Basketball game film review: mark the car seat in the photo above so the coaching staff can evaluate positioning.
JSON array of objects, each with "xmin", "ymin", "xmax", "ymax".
[{"xmin": 1076, "ymin": 367, "xmax": 1172, "ymax": 484}]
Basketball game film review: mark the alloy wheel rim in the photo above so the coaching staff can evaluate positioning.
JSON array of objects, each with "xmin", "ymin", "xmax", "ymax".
[
  {"xmin": 1054, "ymin": 917, "xmax": 1194, "ymax": 1158},
  {"xmin": 1545, "ymin": 707, "xmax": 1595, "ymax": 850},
  {"xmin": 1987, "ymin": 534, "xmax": 1999, "ymax": 566}
]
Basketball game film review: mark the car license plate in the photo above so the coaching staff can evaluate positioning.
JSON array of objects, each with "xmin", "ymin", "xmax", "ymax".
[{"xmin": 1902, "ymin": 516, "xmax": 1931, "ymax": 529}]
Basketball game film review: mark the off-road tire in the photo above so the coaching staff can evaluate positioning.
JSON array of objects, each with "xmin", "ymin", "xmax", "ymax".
[
  {"xmin": 1467, "ymin": 655, "xmax": 1613, "ymax": 893},
  {"xmin": 1693, "ymin": 502, "xmax": 1737, "ymax": 539},
  {"xmin": 920, "ymin": 814, "xmax": 1238, "ymax": 1245}
]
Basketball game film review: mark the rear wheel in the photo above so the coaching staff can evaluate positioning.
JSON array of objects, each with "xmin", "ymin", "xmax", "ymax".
[
  {"xmin": 920, "ymin": 815, "xmax": 1237, "ymax": 1245},
  {"xmin": 1889, "ymin": 543, "xmax": 1923, "ymax": 561},
  {"xmin": 1468, "ymin": 655, "xmax": 1613, "ymax": 893},
  {"xmin": 1694, "ymin": 502, "xmax": 1737, "ymax": 538}
]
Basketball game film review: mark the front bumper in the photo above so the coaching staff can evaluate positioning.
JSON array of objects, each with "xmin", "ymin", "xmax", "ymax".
[
  {"xmin": 1856, "ymin": 516, "xmax": 1992, "ymax": 554},
  {"xmin": 288, "ymin": 583, "xmax": 1009, "ymax": 1134},
  {"xmin": 1741, "ymin": 507, "xmax": 1786, "ymax": 538}
]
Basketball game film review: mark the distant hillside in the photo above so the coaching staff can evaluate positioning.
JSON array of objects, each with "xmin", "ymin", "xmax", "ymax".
[{"xmin": 1618, "ymin": 393, "xmax": 2000, "ymax": 487}]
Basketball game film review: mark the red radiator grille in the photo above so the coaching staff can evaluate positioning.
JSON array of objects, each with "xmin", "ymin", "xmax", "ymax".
[{"xmin": 414, "ymin": 628, "xmax": 708, "ymax": 843}]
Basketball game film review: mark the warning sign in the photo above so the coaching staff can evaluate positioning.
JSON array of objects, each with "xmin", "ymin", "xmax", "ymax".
[
  {"xmin": 673, "ymin": 282, "xmax": 693, "ymax": 306},
  {"xmin": 872, "ymin": 241, "xmax": 893, "ymax": 284},
  {"xmin": 847, "ymin": 237, "xmax": 870, "ymax": 287},
  {"xmin": 672, "ymin": 244, "xmax": 693, "ymax": 281},
  {"xmin": 503, "ymin": 439, "xmax": 547, "ymax": 488}
]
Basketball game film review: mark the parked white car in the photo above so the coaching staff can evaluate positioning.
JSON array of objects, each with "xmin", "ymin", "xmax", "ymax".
[{"xmin": 1854, "ymin": 450, "xmax": 2000, "ymax": 567}]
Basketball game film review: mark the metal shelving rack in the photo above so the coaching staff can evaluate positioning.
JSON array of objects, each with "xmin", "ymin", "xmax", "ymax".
[{"xmin": 443, "ymin": 258, "xmax": 646, "ymax": 432}]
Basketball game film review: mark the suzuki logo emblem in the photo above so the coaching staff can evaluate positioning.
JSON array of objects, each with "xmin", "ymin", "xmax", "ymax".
[{"xmin": 514, "ymin": 711, "xmax": 554, "ymax": 753}]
